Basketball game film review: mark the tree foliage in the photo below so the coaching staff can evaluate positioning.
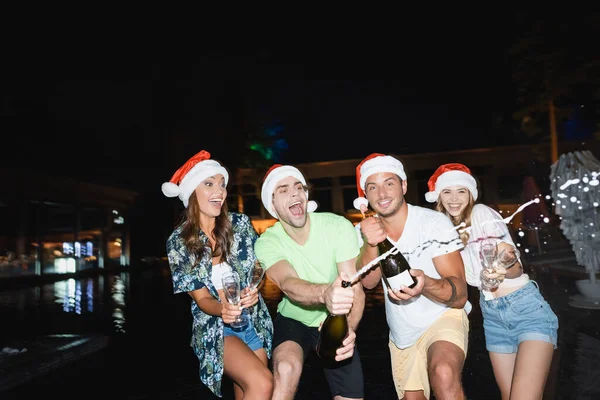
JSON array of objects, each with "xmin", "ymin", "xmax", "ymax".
[{"xmin": 508, "ymin": 12, "xmax": 600, "ymax": 141}]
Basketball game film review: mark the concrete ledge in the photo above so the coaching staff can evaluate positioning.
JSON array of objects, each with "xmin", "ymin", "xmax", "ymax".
[{"xmin": 0, "ymin": 334, "xmax": 108, "ymax": 393}]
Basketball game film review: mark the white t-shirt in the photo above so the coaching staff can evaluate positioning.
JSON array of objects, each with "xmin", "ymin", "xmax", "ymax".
[
  {"xmin": 211, "ymin": 261, "xmax": 232, "ymax": 290},
  {"xmin": 460, "ymin": 204, "xmax": 530, "ymax": 300},
  {"xmin": 356, "ymin": 204, "xmax": 465, "ymax": 349}
]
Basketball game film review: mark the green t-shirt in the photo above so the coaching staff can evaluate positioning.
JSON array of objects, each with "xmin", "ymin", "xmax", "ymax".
[{"xmin": 255, "ymin": 212, "xmax": 360, "ymax": 327}]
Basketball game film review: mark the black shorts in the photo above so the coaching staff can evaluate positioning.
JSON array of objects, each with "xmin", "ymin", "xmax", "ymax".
[{"xmin": 273, "ymin": 313, "xmax": 364, "ymax": 398}]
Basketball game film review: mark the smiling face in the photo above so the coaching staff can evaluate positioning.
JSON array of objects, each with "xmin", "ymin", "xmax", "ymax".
[
  {"xmin": 438, "ymin": 185, "xmax": 471, "ymax": 218},
  {"xmin": 271, "ymin": 175, "xmax": 308, "ymax": 228},
  {"xmin": 364, "ymin": 172, "xmax": 407, "ymax": 218},
  {"xmin": 193, "ymin": 174, "xmax": 227, "ymax": 219}
]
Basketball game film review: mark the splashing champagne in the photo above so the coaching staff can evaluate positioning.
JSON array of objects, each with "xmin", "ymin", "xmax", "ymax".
[{"xmin": 343, "ymin": 199, "xmax": 545, "ymax": 289}]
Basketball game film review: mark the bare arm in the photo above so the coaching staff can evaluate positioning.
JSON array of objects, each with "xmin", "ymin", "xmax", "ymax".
[
  {"xmin": 338, "ymin": 257, "xmax": 365, "ymax": 331},
  {"xmin": 357, "ymin": 243, "xmax": 382, "ymax": 290},
  {"xmin": 188, "ymin": 287, "xmax": 242, "ymax": 324},
  {"xmin": 266, "ymin": 258, "xmax": 356, "ymax": 316},
  {"xmin": 266, "ymin": 259, "xmax": 328, "ymax": 305},
  {"xmin": 189, "ymin": 287, "xmax": 222, "ymax": 315},
  {"xmin": 497, "ymin": 242, "xmax": 523, "ymax": 279},
  {"xmin": 422, "ymin": 251, "xmax": 468, "ymax": 308}
]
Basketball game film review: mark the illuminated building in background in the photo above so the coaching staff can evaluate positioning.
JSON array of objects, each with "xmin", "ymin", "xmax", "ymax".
[{"xmin": 0, "ymin": 169, "xmax": 138, "ymax": 278}]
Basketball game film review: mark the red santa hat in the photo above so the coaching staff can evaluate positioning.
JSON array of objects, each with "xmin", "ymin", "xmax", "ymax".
[
  {"xmin": 425, "ymin": 163, "xmax": 478, "ymax": 203},
  {"xmin": 261, "ymin": 164, "xmax": 318, "ymax": 219},
  {"xmin": 353, "ymin": 153, "xmax": 407, "ymax": 210},
  {"xmin": 161, "ymin": 150, "xmax": 229, "ymax": 208}
]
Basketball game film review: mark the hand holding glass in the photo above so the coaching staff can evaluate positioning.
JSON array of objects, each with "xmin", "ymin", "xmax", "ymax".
[
  {"xmin": 479, "ymin": 239, "xmax": 499, "ymax": 290},
  {"xmin": 221, "ymin": 270, "xmax": 248, "ymax": 329}
]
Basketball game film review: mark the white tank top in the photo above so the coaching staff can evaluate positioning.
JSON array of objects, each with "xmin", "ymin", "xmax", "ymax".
[{"xmin": 211, "ymin": 261, "xmax": 232, "ymax": 290}]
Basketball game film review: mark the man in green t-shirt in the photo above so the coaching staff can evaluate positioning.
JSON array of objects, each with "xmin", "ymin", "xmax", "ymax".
[{"xmin": 255, "ymin": 164, "xmax": 366, "ymax": 400}]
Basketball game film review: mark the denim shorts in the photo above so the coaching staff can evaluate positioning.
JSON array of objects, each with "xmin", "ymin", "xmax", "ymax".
[
  {"xmin": 479, "ymin": 281, "xmax": 558, "ymax": 353},
  {"xmin": 224, "ymin": 317, "xmax": 264, "ymax": 351}
]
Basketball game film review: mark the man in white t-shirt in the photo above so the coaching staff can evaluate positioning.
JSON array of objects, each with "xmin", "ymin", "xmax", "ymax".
[{"xmin": 353, "ymin": 153, "xmax": 469, "ymax": 400}]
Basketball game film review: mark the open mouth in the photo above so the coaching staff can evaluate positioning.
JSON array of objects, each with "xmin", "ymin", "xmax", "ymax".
[
  {"xmin": 289, "ymin": 201, "xmax": 304, "ymax": 216},
  {"xmin": 209, "ymin": 199, "xmax": 223, "ymax": 207},
  {"xmin": 447, "ymin": 204, "xmax": 462, "ymax": 212}
]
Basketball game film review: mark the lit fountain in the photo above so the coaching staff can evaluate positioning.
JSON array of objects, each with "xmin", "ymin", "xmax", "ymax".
[{"xmin": 550, "ymin": 150, "xmax": 600, "ymax": 307}]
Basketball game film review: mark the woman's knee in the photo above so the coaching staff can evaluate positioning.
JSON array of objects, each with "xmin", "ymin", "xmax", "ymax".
[
  {"xmin": 238, "ymin": 364, "xmax": 274, "ymax": 397},
  {"xmin": 256, "ymin": 369, "xmax": 274, "ymax": 397}
]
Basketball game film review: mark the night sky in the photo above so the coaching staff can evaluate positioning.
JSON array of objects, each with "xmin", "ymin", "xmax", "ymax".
[
  {"xmin": 2, "ymin": 15, "xmax": 525, "ymax": 190},
  {"xmin": 2, "ymin": 12, "xmax": 598, "ymax": 257}
]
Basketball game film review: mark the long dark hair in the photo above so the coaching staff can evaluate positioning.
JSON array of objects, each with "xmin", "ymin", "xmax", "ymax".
[{"xmin": 178, "ymin": 191, "xmax": 233, "ymax": 266}]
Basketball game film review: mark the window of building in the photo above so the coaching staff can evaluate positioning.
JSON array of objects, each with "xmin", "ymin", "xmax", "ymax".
[
  {"xmin": 309, "ymin": 177, "xmax": 333, "ymax": 189},
  {"xmin": 311, "ymin": 188, "xmax": 333, "ymax": 213},
  {"xmin": 80, "ymin": 207, "xmax": 105, "ymax": 270},
  {"xmin": 339, "ymin": 176, "xmax": 356, "ymax": 186},
  {"xmin": 343, "ymin": 188, "xmax": 359, "ymax": 212}
]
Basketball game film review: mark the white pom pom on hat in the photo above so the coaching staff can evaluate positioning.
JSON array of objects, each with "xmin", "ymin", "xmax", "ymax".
[
  {"xmin": 261, "ymin": 164, "xmax": 318, "ymax": 219},
  {"xmin": 161, "ymin": 181, "xmax": 181, "ymax": 197},
  {"xmin": 161, "ymin": 150, "xmax": 229, "ymax": 208}
]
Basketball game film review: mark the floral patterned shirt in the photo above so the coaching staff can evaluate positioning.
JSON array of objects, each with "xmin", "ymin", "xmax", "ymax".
[{"xmin": 166, "ymin": 212, "xmax": 273, "ymax": 397}]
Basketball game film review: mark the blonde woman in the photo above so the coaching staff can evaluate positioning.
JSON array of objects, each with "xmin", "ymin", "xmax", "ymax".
[{"xmin": 426, "ymin": 163, "xmax": 558, "ymax": 400}]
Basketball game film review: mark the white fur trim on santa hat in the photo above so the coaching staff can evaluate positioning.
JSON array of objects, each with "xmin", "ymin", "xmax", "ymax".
[
  {"xmin": 161, "ymin": 160, "xmax": 229, "ymax": 208},
  {"xmin": 424, "ymin": 170, "xmax": 478, "ymax": 203},
  {"xmin": 353, "ymin": 197, "xmax": 369, "ymax": 211},
  {"xmin": 353, "ymin": 155, "xmax": 407, "ymax": 209},
  {"xmin": 261, "ymin": 165, "xmax": 318, "ymax": 219},
  {"xmin": 359, "ymin": 155, "xmax": 407, "ymax": 190}
]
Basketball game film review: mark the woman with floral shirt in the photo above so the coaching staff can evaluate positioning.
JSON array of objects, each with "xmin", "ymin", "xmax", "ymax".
[{"xmin": 162, "ymin": 150, "xmax": 273, "ymax": 399}]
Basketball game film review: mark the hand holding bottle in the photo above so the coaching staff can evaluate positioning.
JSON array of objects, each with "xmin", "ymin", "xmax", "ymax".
[
  {"xmin": 358, "ymin": 205, "xmax": 387, "ymax": 247},
  {"xmin": 387, "ymin": 269, "xmax": 425, "ymax": 301},
  {"xmin": 317, "ymin": 272, "xmax": 355, "ymax": 363},
  {"xmin": 324, "ymin": 273, "xmax": 354, "ymax": 315},
  {"xmin": 332, "ymin": 326, "xmax": 356, "ymax": 362}
]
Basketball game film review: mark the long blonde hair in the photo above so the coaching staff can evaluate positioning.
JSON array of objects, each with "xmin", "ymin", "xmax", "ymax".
[
  {"xmin": 435, "ymin": 194, "xmax": 475, "ymax": 245},
  {"xmin": 177, "ymin": 191, "xmax": 233, "ymax": 266}
]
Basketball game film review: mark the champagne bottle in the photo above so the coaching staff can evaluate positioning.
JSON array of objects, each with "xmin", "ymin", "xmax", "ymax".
[
  {"xmin": 378, "ymin": 237, "xmax": 417, "ymax": 291},
  {"xmin": 316, "ymin": 312, "xmax": 348, "ymax": 363}
]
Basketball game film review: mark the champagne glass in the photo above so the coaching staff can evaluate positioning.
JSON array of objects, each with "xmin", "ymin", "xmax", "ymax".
[
  {"xmin": 495, "ymin": 246, "xmax": 520, "ymax": 270},
  {"xmin": 221, "ymin": 270, "xmax": 248, "ymax": 329},
  {"xmin": 248, "ymin": 260, "xmax": 266, "ymax": 290},
  {"xmin": 239, "ymin": 260, "xmax": 266, "ymax": 321},
  {"xmin": 479, "ymin": 239, "xmax": 499, "ymax": 290}
]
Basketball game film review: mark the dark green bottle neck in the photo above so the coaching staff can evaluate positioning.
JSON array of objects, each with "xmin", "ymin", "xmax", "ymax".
[{"xmin": 377, "ymin": 238, "xmax": 394, "ymax": 254}]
